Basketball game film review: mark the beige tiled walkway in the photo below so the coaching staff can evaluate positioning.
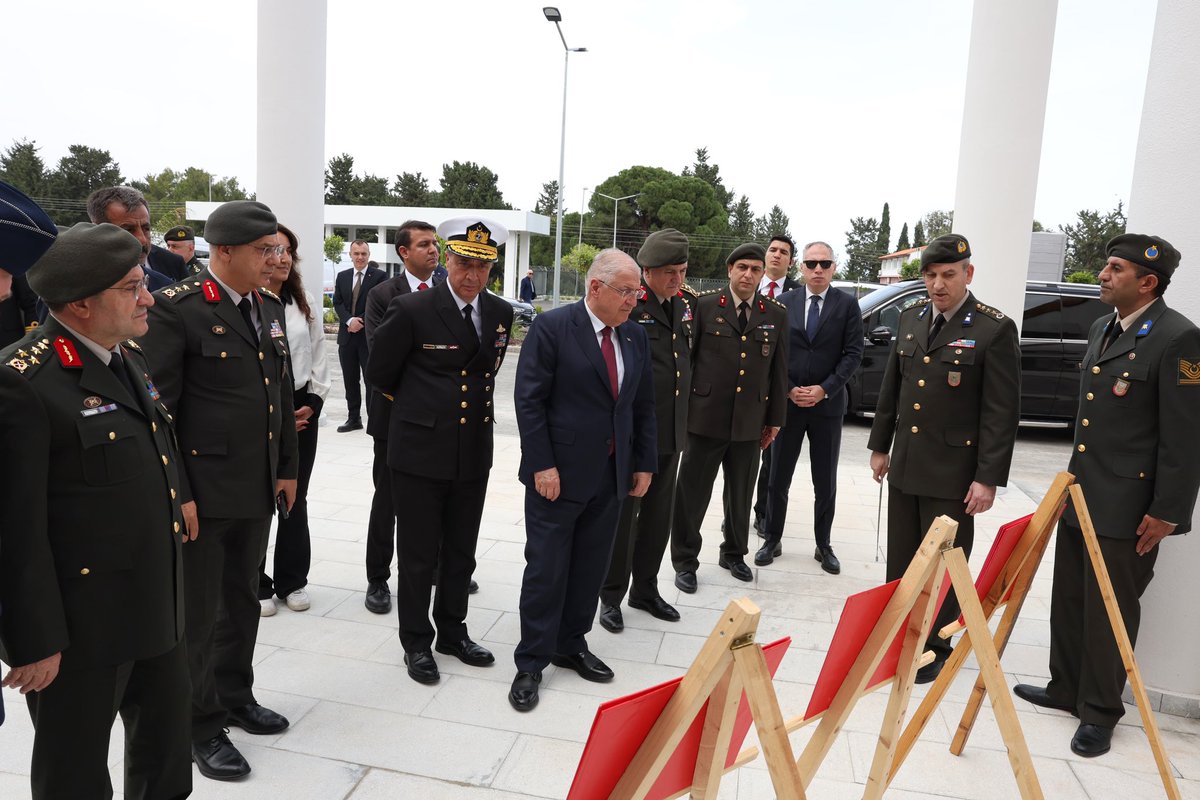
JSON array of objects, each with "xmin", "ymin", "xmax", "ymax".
[{"xmin": 2, "ymin": 357, "xmax": 1198, "ymax": 799}]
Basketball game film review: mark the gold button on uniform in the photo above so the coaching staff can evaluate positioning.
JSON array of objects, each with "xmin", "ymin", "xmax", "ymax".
[
  {"xmin": 109, "ymin": 431, "xmax": 116, "ymax": 440},
  {"xmin": 740, "ymin": 352, "xmax": 747, "ymax": 360},
  {"xmin": 220, "ymin": 352, "xmax": 227, "ymax": 358},
  {"xmin": 1077, "ymin": 444, "xmax": 1086, "ymax": 452},
  {"xmin": 152, "ymin": 422, "xmax": 157, "ymax": 432},
  {"xmin": 483, "ymin": 416, "xmax": 490, "ymax": 422},
  {"xmin": 259, "ymin": 352, "xmax": 264, "ymax": 361},
  {"xmin": 913, "ymin": 403, "xmax": 921, "ymax": 410},
  {"xmin": 460, "ymin": 401, "xmax": 468, "ymax": 409},
  {"xmin": 461, "ymin": 370, "xmax": 467, "ymax": 377},
  {"xmin": 191, "ymin": 449, "xmax": 198, "ymax": 456},
  {"xmin": 1082, "ymin": 419, "xmax": 1089, "ymax": 427},
  {"xmin": 738, "ymin": 369, "xmax": 745, "ymax": 376},
  {"xmin": 918, "ymin": 379, "xmax": 925, "ymax": 387},
  {"xmin": 911, "ymin": 426, "xmax": 919, "ymax": 433},
  {"xmin": 268, "ymin": 432, "xmax": 273, "ymax": 440},
  {"xmin": 161, "ymin": 455, "xmax": 168, "ymax": 465},
  {"xmin": 264, "ymin": 378, "xmax": 270, "ymax": 385},
  {"xmin": 485, "ymin": 373, "xmax": 492, "ymax": 379},
  {"xmin": 171, "ymin": 489, "xmax": 177, "ymax": 499},
  {"xmin": 80, "ymin": 568, "xmax": 90, "ymax": 576},
  {"xmin": 1122, "ymin": 371, "xmax": 1130, "ymax": 378},
  {"xmin": 461, "ymin": 385, "xmax": 468, "ymax": 392},
  {"xmin": 923, "ymin": 356, "xmax": 931, "ymax": 364},
  {"xmin": 269, "ymin": 404, "xmax": 274, "ymax": 413},
  {"xmin": 174, "ymin": 522, "xmax": 180, "ymax": 533},
  {"xmin": 1086, "ymin": 392, "xmax": 1094, "ymax": 400},
  {"xmin": 741, "ymin": 335, "xmax": 747, "ymax": 342},
  {"xmin": 1139, "ymin": 472, "xmax": 1146, "ymax": 478},
  {"xmin": 736, "ymin": 387, "xmax": 742, "ymax": 393},
  {"xmin": 966, "ymin": 440, "xmax": 972, "ymax": 446},
  {"xmin": 459, "ymin": 417, "xmax": 467, "ymax": 425},
  {"xmin": 1092, "ymin": 366, "xmax": 1101, "ymax": 374}
]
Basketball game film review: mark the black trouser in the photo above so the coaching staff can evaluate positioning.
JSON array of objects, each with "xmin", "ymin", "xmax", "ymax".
[
  {"xmin": 516, "ymin": 458, "xmax": 620, "ymax": 673},
  {"xmin": 27, "ymin": 639, "xmax": 191, "ymax": 800},
  {"xmin": 763, "ymin": 408, "xmax": 842, "ymax": 549},
  {"xmin": 185, "ymin": 516, "xmax": 272, "ymax": 742},
  {"xmin": 671, "ymin": 434, "xmax": 760, "ymax": 572},
  {"xmin": 338, "ymin": 333, "xmax": 369, "ymax": 419},
  {"xmin": 885, "ymin": 487, "xmax": 975, "ymax": 659},
  {"xmin": 722, "ymin": 446, "xmax": 771, "ymax": 528},
  {"xmin": 602, "ymin": 450, "xmax": 680, "ymax": 606},
  {"xmin": 391, "ymin": 470, "xmax": 489, "ymax": 653},
  {"xmin": 1047, "ymin": 522, "xmax": 1157, "ymax": 727},
  {"xmin": 365, "ymin": 435, "xmax": 396, "ymax": 584},
  {"xmin": 259, "ymin": 413, "xmax": 318, "ymax": 600}
]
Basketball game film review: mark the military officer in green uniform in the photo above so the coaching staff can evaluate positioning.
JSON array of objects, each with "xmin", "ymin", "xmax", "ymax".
[
  {"xmin": 164, "ymin": 224, "xmax": 205, "ymax": 275},
  {"xmin": 868, "ymin": 233, "xmax": 1020, "ymax": 683},
  {"xmin": 0, "ymin": 222, "xmax": 194, "ymax": 799},
  {"xmin": 599, "ymin": 229, "xmax": 695, "ymax": 632},
  {"xmin": 671, "ymin": 242, "xmax": 788, "ymax": 591},
  {"xmin": 141, "ymin": 199, "xmax": 298, "ymax": 781},
  {"xmin": 1014, "ymin": 234, "xmax": 1200, "ymax": 758}
]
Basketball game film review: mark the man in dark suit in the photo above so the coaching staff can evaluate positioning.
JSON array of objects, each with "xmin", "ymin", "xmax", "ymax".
[
  {"xmin": 510, "ymin": 249, "xmax": 657, "ymax": 711},
  {"xmin": 672, "ymin": 243, "xmax": 788, "ymax": 591},
  {"xmin": 1013, "ymin": 234, "xmax": 1200, "ymax": 757},
  {"xmin": 724, "ymin": 234, "xmax": 800, "ymax": 538},
  {"xmin": 361, "ymin": 220, "xmax": 442, "ymax": 614},
  {"xmin": 757, "ymin": 241, "xmax": 863, "ymax": 574},
  {"xmin": 599, "ymin": 229, "xmax": 694, "ymax": 633},
  {"xmin": 868, "ymin": 233, "xmax": 1020, "ymax": 684},
  {"xmin": 1, "ymin": 221, "xmax": 193, "ymax": 799},
  {"xmin": 332, "ymin": 240, "xmax": 386, "ymax": 431},
  {"xmin": 366, "ymin": 217, "xmax": 514, "ymax": 684},
  {"xmin": 142, "ymin": 200, "xmax": 298, "ymax": 781},
  {"xmin": 86, "ymin": 186, "xmax": 187, "ymax": 285},
  {"xmin": 519, "ymin": 269, "xmax": 537, "ymax": 303}
]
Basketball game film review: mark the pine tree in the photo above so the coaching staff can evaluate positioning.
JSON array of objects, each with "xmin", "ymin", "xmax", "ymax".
[
  {"xmin": 913, "ymin": 220, "xmax": 926, "ymax": 247},
  {"xmin": 897, "ymin": 222, "xmax": 910, "ymax": 251},
  {"xmin": 876, "ymin": 202, "xmax": 891, "ymax": 256}
]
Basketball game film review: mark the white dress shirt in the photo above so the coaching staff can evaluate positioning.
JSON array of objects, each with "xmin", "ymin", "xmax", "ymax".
[{"xmin": 448, "ymin": 285, "xmax": 482, "ymax": 340}]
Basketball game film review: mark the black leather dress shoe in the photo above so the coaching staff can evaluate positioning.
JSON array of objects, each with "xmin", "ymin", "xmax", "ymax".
[
  {"xmin": 551, "ymin": 650, "xmax": 614, "ymax": 683},
  {"xmin": 814, "ymin": 546, "xmax": 841, "ymax": 575},
  {"xmin": 598, "ymin": 604, "xmax": 624, "ymax": 633},
  {"xmin": 365, "ymin": 581, "xmax": 391, "ymax": 614},
  {"xmin": 435, "ymin": 638, "xmax": 494, "ymax": 666},
  {"xmin": 629, "ymin": 596, "xmax": 680, "ymax": 622},
  {"xmin": 468, "ymin": 578, "xmax": 479, "ymax": 594},
  {"xmin": 509, "ymin": 671, "xmax": 542, "ymax": 712},
  {"xmin": 718, "ymin": 556, "xmax": 753, "ymax": 582},
  {"xmin": 1013, "ymin": 684, "xmax": 1077, "ymax": 715},
  {"xmin": 404, "ymin": 650, "xmax": 440, "ymax": 684},
  {"xmin": 337, "ymin": 418, "xmax": 363, "ymax": 433},
  {"xmin": 914, "ymin": 655, "xmax": 946, "ymax": 684},
  {"xmin": 227, "ymin": 702, "xmax": 289, "ymax": 734},
  {"xmin": 1071, "ymin": 723, "xmax": 1113, "ymax": 757},
  {"xmin": 674, "ymin": 571, "xmax": 697, "ymax": 594},
  {"xmin": 754, "ymin": 540, "xmax": 783, "ymax": 566},
  {"xmin": 192, "ymin": 731, "xmax": 251, "ymax": 781}
]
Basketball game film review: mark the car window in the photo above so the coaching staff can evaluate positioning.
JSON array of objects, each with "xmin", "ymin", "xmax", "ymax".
[
  {"xmin": 1022, "ymin": 293, "xmax": 1060, "ymax": 340},
  {"xmin": 1061, "ymin": 295, "xmax": 1109, "ymax": 341},
  {"xmin": 876, "ymin": 292, "xmax": 927, "ymax": 334}
]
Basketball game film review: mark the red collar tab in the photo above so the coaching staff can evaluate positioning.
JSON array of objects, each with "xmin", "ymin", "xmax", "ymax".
[
  {"xmin": 202, "ymin": 280, "xmax": 221, "ymax": 303},
  {"xmin": 718, "ymin": 294, "xmax": 727, "ymax": 308},
  {"xmin": 54, "ymin": 336, "xmax": 82, "ymax": 368},
  {"xmin": 676, "ymin": 290, "xmax": 683, "ymax": 298},
  {"xmin": 637, "ymin": 286, "xmax": 647, "ymax": 301},
  {"xmin": 758, "ymin": 300, "xmax": 765, "ymax": 313}
]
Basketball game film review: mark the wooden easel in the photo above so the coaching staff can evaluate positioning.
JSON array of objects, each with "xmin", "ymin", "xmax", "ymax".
[{"xmin": 609, "ymin": 597, "xmax": 806, "ymax": 800}]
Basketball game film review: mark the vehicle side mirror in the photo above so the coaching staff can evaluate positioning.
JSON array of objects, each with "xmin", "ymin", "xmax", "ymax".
[{"xmin": 868, "ymin": 326, "xmax": 895, "ymax": 346}]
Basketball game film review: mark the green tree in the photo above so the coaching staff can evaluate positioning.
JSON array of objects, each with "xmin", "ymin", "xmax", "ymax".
[
  {"xmin": 896, "ymin": 222, "xmax": 910, "ymax": 251},
  {"xmin": 324, "ymin": 234, "xmax": 345, "ymax": 264},
  {"xmin": 900, "ymin": 258, "xmax": 922, "ymax": 280},
  {"xmin": 432, "ymin": 160, "xmax": 510, "ymax": 209},
  {"xmin": 324, "ymin": 153, "xmax": 358, "ymax": 204},
  {"xmin": 681, "ymin": 146, "xmax": 734, "ymax": 213},
  {"xmin": 843, "ymin": 215, "xmax": 881, "ymax": 281},
  {"xmin": 876, "ymin": 202, "xmax": 891, "ymax": 257},
  {"xmin": 913, "ymin": 219, "xmax": 927, "ymax": 247},
  {"xmin": 533, "ymin": 180, "xmax": 559, "ymax": 217},
  {"xmin": 562, "ymin": 242, "xmax": 601, "ymax": 274},
  {"xmin": 133, "ymin": 167, "xmax": 248, "ymax": 230},
  {"xmin": 1032, "ymin": 219, "xmax": 1046, "ymax": 232},
  {"xmin": 44, "ymin": 145, "xmax": 124, "ymax": 225},
  {"xmin": 1065, "ymin": 270, "xmax": 1099, "ymax": 284},
  {"xmin": 392, "ymin": 171, "xmax": 431, "ymax": 206},
  {"xmin": 730, "ymin": 195, "xmax": 754, "ymax": 239},
  {"xmin": 1060, "ymin": 202, "xmax": 1126, "ymax": 277},
  {"xmin": 921, "ymin": 209, "xmax": 954, "ymax": 240},
  {"xmin": 0, "ymin": 138, "xmax": 48, "ymax": 196},
  {"xmin": 753, "ymin": 205, "xmax": 791, "ymax": 242}
]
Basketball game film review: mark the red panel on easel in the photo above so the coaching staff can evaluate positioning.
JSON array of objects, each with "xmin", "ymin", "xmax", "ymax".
[
  {"xmin": 974, "ymin": 514, "xmax": 1033, "ymax": 607},
  {"xmin": 566, "ymin": 637, "xmax": 790, "ymax": 800}
]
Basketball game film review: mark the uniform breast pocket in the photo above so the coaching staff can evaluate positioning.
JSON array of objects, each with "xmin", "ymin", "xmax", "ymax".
[
  {"xmin": 702, "ymin": 324, "xmax": 734, "ymax": 353},
  {"xmin": 200, "ymin": 339, "xmax": 245, "ymax": 387},
  {"xmin": 77, "ymin": 416, "xmax": 147, "ymax": 486},
  {"xmin": 1106, "ymin": 361, "xmax": 1149, "ymax": 401},
  {"xmin": 753, "ymin": 329, "xmax": 776, "ymax": 357},
  {"xmin": 939, "ymin": 348, "xmax": 977, "ymax": 367}
]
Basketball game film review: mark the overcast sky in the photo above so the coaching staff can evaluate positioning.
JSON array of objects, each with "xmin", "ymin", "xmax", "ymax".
[{"xmin": 3, "ymin": 0, "xmax": 1154, "ymax": 253}]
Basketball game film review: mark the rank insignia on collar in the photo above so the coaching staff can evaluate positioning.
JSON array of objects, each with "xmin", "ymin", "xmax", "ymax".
[
  {"xmin": 1179, "ymin": 359, "xmax": 1200, "ymax": 385},
  {"xmin": 1137, "ymin": 319, "xmax": 1153, "ymax": 337},
  {"xmin": 638, "ymin": 286, "xmax": 647, "ymax": 301},
  {"xmin": 54, "ymin": 336, "xmax": 82, "ymax": 368},
  {"xmin": 718, "ymin": 295, "xmax": 727, "ymax": 308},
  {"xmin": 212, "ymin": 325, "xmax": 226, "ymax": 335},
  {"xmin": 202, "ymin": 280, "xmax": 221, "ymax": 302},
  {"xmin": 757, "ymin": 300, "xmax": 765, "ymax": 313},
  {"xmin": 961, "ymin": 311, "xmax": 974, "ymax": 327},
  {"xmin": 918, "ymin": 305, "xmax": 930, "ymax": 319},
  {"xmin": 496, "ymin": 324, "xmax": 505, "ymax": 333}
]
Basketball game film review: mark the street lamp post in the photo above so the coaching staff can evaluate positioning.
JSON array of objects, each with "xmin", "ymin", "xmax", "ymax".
[
  {"xmin": 578, "ymin": 186, "xmax": 588, "ymax": 246},
  {"xmin": 544, "ymin": 7, "xmax": 586, "ymax": 307},
  {"xmin": 595, "ymin": 192, "xmax": 641, "ymax": 248}
]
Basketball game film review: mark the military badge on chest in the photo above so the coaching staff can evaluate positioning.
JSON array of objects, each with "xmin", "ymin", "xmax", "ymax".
[
  {"xmin": 1113, "ymin": 378, "xmax": 1130, "ymax": 397},
  {"xmin": 948, "ymin": 371, "xmax": 961, "ymax": 387}
]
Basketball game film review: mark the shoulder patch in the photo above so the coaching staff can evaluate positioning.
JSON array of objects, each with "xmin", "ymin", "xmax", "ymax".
[
  {"xmin": 974, "ymin": 302, "xmax": 1005, "ymax": 320},
  {"xmin": 159, "ymin": 281, "xmax": 198, "ymax": 302},
  {"xmin": 1179, "ymin": 359, "xmax": 1200, "ymax": 385}
]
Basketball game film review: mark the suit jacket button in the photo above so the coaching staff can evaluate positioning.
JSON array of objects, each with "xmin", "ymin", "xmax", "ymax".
[
  {"xmin": 739, "ymin": 369, "xmax": 745, "ymax": 376},
  {"xmin": 672, "ymin": 333, "xmax": 677, "ymax": 340},
  {"xmin": 461, "ymin": 370, "xmax": 467, "ymax": 377},
  {"xmin": 911, "ymin": 426, "xmax": 919, "ymax": 433},
  {"xmin": 966, "ymin": 440, "xmax": 972, "ymax": 446},
  {"xmin": 484, "ymin": 416, "xmax": 490, "ymax": 422},
  {"xmin": 80, "ymin": 568, "xmax": 90, "ymax": 576},
  {"xmin": 1139, "ymin": 472, "xmax": 1145, "ymax": 478},
  {"xmin": 191, "ymin": 449, "xmax": 198, "ymax": 456},
  {"xmin": 675, "ymin": 389, "xmax": 680, "ymax": 396},
  {"xmin": 220, "ymin": 352, "xmax": 227, "ymax": 358},
  {"xmin": 462, "ymin": 385, "xmax": 469, "ymax": 392},
  {"xmin": 740, "ymin": 352, "xmax": 747, "ymax": 359},
  {"xmin": 269, "ymin": 404, "xmax": 274, "ymax": 413},
  {"xmin": 741, "ymin": 335, "xmax": 747, "ymax": 342},
  {"xmin": 485, "ymin": 373, "xmax": 492, "ymax": 378},
  {"xmin": 171, "ymin": 488, "xmax": 177, "ymax": 499},
  {"xmin": 676, "ymin": 371, "xmax": 681, "ymax": 377}
]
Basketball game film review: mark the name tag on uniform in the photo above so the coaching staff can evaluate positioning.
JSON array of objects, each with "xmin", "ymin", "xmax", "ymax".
[{"xmin": 422, "ymin": 343, "xmax": 459, "ymax": 350}]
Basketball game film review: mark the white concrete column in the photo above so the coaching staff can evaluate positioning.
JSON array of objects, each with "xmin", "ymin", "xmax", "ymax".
[
  {"xmin": 503, "ymin": 234, "xmax": 520, "ymax": 298},
  {"xmin": 1125, "ymin": 0, "xmax": 1200, "ymax": 715},
  {"xmin": 951, "ymin": 0, "xmax": 1058, "ymax": 331},
  {"xmin": 256, "ymin": 0, "xmax": 327, "ymax": 298}
]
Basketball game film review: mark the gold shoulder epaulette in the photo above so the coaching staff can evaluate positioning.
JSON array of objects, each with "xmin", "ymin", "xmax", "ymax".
[
  {"xmin": 680, "ymin": 283, "xmax": 699, "ymax": 298},
  {"xmin": 259, "ymin": 288, "xmax": 282, "ymax": 303},
  {"xmin": 975, "ymin": 302, "xmax": 1006, "ymax": 320},
  {"xmin": 699, "ymin": 288, "xmax": 722, "ymax": 296},
  {"xmin": 916, "ymin": 297, "xmax": 931, "ymax": 306},
  {"xmin": 4, "ymin": 337, "xmax": 52, "ymax": 377},
  {"xmin": 763, "ymin": 295, "xmax": 786, "ymax": 310},
  {"xmin": 123, "ymin": 339, "xmax": 142, "ymax": 352},
  {"xmin": 160, "ymin": 280, "xmax": 200, "ymax": 301}
]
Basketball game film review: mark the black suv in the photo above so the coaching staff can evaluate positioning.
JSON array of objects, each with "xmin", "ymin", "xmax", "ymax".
[{"xmin": 847, "ymin": 280, "xmax": 1110, "ymax": 425}]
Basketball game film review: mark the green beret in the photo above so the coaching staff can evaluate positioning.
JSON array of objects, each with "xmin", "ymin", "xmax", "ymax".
[
  {"xmin": 726, "ymin": 242, "xmax": 766, "ymax": 265},
  {"xmin": 638, "ymin": 228, "xmax": 689, "ymax": 268},
  {"xmin": 165, "ymin": 225, "xmax": 194, "ymax": 242},
  {"xmin": 27, "ymin": 223, "xmax": 142, "ymax": 304},
  {"xmin": 1106, "ymin": 233, "xmax": 1179, "ymax": 278},
  {"xmin": 921, "ymin": 234, "xmax": 971, "ymax": 268},
  {"xmin": 204, "ymin": 200, "xmax": 277, "ymax": 246}
]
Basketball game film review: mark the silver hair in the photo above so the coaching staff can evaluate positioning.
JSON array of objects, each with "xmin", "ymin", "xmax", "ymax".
[
  {"xmin": 586, "ymin": 248, "xmax": 638, "ymax": 284},
  {"xmin": 803, "ymin": 240, "xmax": 835, "ymax": 260},
  {"xmin": 86, "ymin": 186, "xmax": 147, "ymax": 223}
]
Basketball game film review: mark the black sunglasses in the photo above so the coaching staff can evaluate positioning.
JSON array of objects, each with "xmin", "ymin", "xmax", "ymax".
[{"xmin": 802, "ymin": 260, "xmax": 834, "ymax": 270}]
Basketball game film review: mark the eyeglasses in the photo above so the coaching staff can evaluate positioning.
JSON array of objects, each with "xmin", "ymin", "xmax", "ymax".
[
  {"xmin": 802, "ymin": 260, "xmax": 834, "ymax": 271},
  {"xmin": 105, "ymin": 276, "xmax": 150, "ymax": 298},
  {"xmin": 247, "ymin": 244, "xmax": 286, "ymax": 259},
  {"xmin": 600, "ymin": 280, "xmax": 639, "ymax": 300}
]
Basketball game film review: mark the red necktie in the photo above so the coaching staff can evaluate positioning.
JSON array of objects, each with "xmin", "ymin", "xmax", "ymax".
[
  {"xmin": 601, "ymin": 326, "xmax": 618, "ymax": 401},
  {"xmin": 418, "ymin": 282, "xmax": 428, "ymax": 291},
  {"xmin": 768, "ymin": 281, "xmax": 777, "ymax": 299}
]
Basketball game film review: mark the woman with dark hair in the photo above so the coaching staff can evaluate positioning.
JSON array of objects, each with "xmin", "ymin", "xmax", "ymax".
[{"xmin": 259, "ymin": 223, "xmax": 330, "ymax": 615}]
